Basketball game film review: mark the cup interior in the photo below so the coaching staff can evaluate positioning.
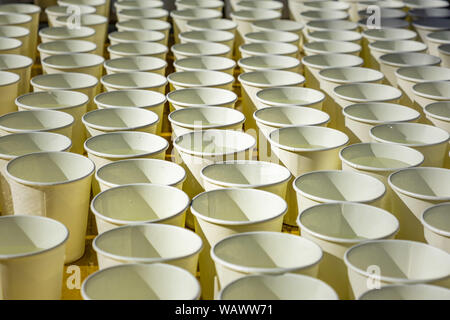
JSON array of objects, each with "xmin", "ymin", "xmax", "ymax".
[
  {"xmin": 174, "ymin": 56, "xmax": 236, "ymax": 72},
  {"xmin": 302, "ymin": 53, "xmax": 363, "ymax": 69},
  {"xmin": 371, "ymin": 123, "xmax": 450, "ymax": 146},
  {"xmin": 238, "ymin": 70, "xmax": 304, "ymax": 87},
  {"xmin": 319, "ymin": 67, "xmax": 384, "ymax": 84},
  {"xmin": 16, "ymin": 90, "xmax": 89, "ymax": 110},
  {"xmin": 92, "ymin": 184, "xmax": 189, "ymax": 222},
  {"xmin": 238, "ymin": 55, "xmax": 300, "ymax": 70},
  {"xmin": 167, "ymin": 88, "xmax": 237, "ymax": 107},
  {"xmin": 95, "ymin": 90, "xmax": 166, "ymax": 108},
  {"xmin": 254, "ymin": 106, "xmax": 330, "ymax": 127},
  {"xmin": 83, "ymin": 107, "xmax": 158, "ymax": 130},
  {"xmin": 0, "ymin": 110, "xmax": 74, "ymax": 132},
  {"xmin": 169, "ymin": 106, "xmax": 244, "ymax": 128},
  {"xmin": 360, "ymin": 284, "xmax": 450, "ymax": 300},
  {"xmin": 104, "ymin": 56, "xmax": 167, "ymax": 72},
  {"xmin": 343, "ymin": 102, "xmax": 420, "ymax": 123},
  {"xmin": 334, "ymin": 83, "xmax": 402, "ymax": 102},
  {"xmin": 101, "ymin": 72, "xmax": 167, "ymax": 89},
  {"xmin": 168, "ymin": 70, "xmax": 233, "ymax": 87},
  {"xmin": 31, "ymin": 72, "xmax": 98, "ymax": 90}
]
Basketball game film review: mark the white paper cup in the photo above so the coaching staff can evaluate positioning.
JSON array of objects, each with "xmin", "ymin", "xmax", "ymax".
[
  {"xmin": 15, "ymin": 90, "xmax": 88, "ymax": 154},
  {"xmin": 243, "ymin": 31, "xmax": 300, "ymax": 48},
  {"xmin": 333, "ymin": 83, "xmax": 402, "ymax": 114},
  {"xmin": 212, "ymin": 231, "xmax": 322, "ymax": 290},
  {"xmin": 94, "ymin": 90, "xmax": 166, "ymax": 133},
  {"xmin": 191, "ymin": 188, "xmax": 286, "ymax": 299},
  {"xmin": 38, "ymin": 40, "xmax": 97, "ymax": 60},
  {"xmin": 305, "ymin": 19, "xmax": 358, "ymax": 33},
  {"xmin": 82, "ymin": 263, "xmax": 200, "ymax": 300},
  {"xmin": 84, "ymin": 131, "xmax": 168, "ymax": 170},
  {"xmin": 230, "ymin": 9, "xmax": 282, "ymax": 55},
  {"xmin": 0, "ymin": 132, "xmax": 72, "ymax": 215},
  {"xmin": 408, "ymin": 7, "xmax": 450, "ymax": 20},
  {"xmin": 171, "ymin": 8, "xmax": 222, "ymax": 43},
  {"xmin": 0, "ymin": 71, "xmax": 19, "ymax": 116},
  {"xmin": 0, "ymin": 25, "xmax": 30, "ymax": 57},
  {"xmin": 424, "ymin": 101, "xmax": 450, "ymax": 133},
  {"xmin": 45, "ymin": 5, "xmax": 96, "ymax": 27},
  {"xmin": 0, "ymin": 54, "xmax": 32, "ymax": 95},
  {"xmin": 91, "ymin": 183, "xmax": 190, "ymax": 233},
  {"xmin": 421, "ymin": 203, "xmax": 450, "ymax": 253},
  {"xmin": 378, "ymin": 53, "xmax": 441, "ymax": 87},
  {"xmin": 304, "ymin": 41, "xmax": 361, "ymax": 57},
  {"xmin": 256, "ymin": 87, "xmax": 326, "ymax": 110},
  {"xmin": 167, "ymin": 70, "xmax": 234, "ymax": 91},
  {"xmin": 186, "ymin": 18, "xmax": 237, "ymax": 34},
  {"xmin": 404, "ymin": 0, "xmax": 449, "ymax": 9},
  {"xmin": 299, "ymin": 10, "xmax": 349, "ymax": 26},
  {"xmin": 42, "ymin": 53, "xmax": 104, "ymax": 79},
  {"xmin": 371, "ymin": 123, "xmax": 449, "ymax": 167},
  {"xmin": 298, "ymin": 202, "xmax": 399, "ymax": 299},
  {"xmin": 101, "ymin": 71, "xmax": 167, "ymax": 93},
  {"xmin": 438, "ymin": 44, "xmax": 450, "ymax": 68},
  {"xmin": 238, "ymin": 55, "xmax": 301, "ymax": 73},
  {"xmin": 396, "ymin": 66, "xmax": 450, "ymax": 108},
  {"xmin": 344, "ymin": 239, "xmax": 450, "ymax": 298},
  {"xmin": 235, "ymin": 0, "xmax": 283, "ymax": 12},
  {"xmin": 167, "ymin": 87, "xmax": 238, "ymax": 111},
  {"xmin": 30, "ymin": 72, "xmax": 99, "ymax": 112},
  {"xmin": 306, "ymin": 30, "xmax": 362, "ymax": 44},
  {"xmin": 426, "ymin": 30, "xmax": 450, "ymax": 56},
  {"xmin": 238, "ymin": 70, "xmax": 305, "ymax": 131},
  {"xmin": 287, "ymin": 0, "xmax": 329, "ymax": 23},
  {"xmin": 294, "ymin": 170, "xmax": 386, "ymax": 213},
  {"xmin": 412, "ymin": 18, "xmax": 450, "ymax": 45},
  {"xmin": 95, "ymin": 158, "xmax": 186, "ymax": 191},
  {"xmin": 173, "ymin": 56, "xmax": 236, "ymax": 75},
  {"xmin": 6, "ymin": 151, "xmax": 95, "ymax": 263},
  {"xmin": 359, "ymin": 284, "xmax": 450, "ymax": 300},
  {"xmin": 93, "ymin": 223, "xmax": 202, "ymax": 275},
  {"xmin": 220, "ymin": 273, "xmax": 337, "ymax": 300},
  {"xmin": 57, "ymin": 0, "xmax": 107, "ymax": 16},
  {"xmin": 115, "ymin": 0, "xmax": 163, "ymax": 11},
  {"xmin": 175, "ymin": 0, "xmax": 223, "ymax": 11},
  {"xmin": 340, "ymin": 142, "xmax": 425, "ymax": 210},
  {"xmin": 201, "ymin": 160, "xmax": 291, "ymax": 199},
  {"xmin": 116, "ymin": 19, "xmax": 171, "ymax": 45},
  {"xmin": 172, "ymin": 41, "xmax": 231, "ymax": 60},
  {"xmin": 388, "ymin": 167, "xmax": 450, "ymax": 241},
  {"xmin": 104, "ymin": 56, "xmax": 167, "ymax": 75},
  {"xmin": 169, "ymin": 106, "xmax": 245, "ymax": 138},
  {"xmin": 108, "ymin": 30, "xmax": 166, "ymax": 46},
  {"xmin": 412, "ymin": 81, "xmax": 450, "ymax": 110},
  {"xmin": 239, "ymin": 42, "xmax": 299, "ymax": 59},
  {"xmin": 39, "ymin": 26, "xmax": 96, "ymax": 45},
  {"xmin": 82, "ymin": 107, "xmax": 159, "ymax": 138},
  {"xmin": 302, "ymin": 53, "xmax": 364, "ymax": 90},
  {"xmin": 0, "ymin": 13, "xmax": 32, "ymax": 59},
  {"xmin": 107, "ymin": 42, "xmax": 168, "ymax": 60},
  {"xmin": 0, "ymin": 109, "xmax": 74, "ymax": 138},
  {"xmin": 116, "ymin": 7, "xmax": 169, "ymax": 22},
  {"xmin": 0, "ymin": 215, "xmax": 68, "ymax": 300},
  {"xmin": 343, "ymin": 102, "xmax": 421, "ymax": 143},
  {"xmin": 0, "ymin": 37, "xmax": 22, "ymax": 55},
  {"xmin": 179, "ymin": 30, "xmax": 235, "ymax": 50},
  {"xmin": 303, "ymin": 0, "xmax": 350, "ymax": 12}
]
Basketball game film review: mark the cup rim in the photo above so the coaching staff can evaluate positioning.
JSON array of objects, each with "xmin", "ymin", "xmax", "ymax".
[
  {"xmin": 167, "ymin": 87, "xmax": 238, "ymax": 108},
  {"xmin": 94, "ymin": 90, "xmax": 167, "ymax": 109},
  {"xmin": 210, "ymin": 231, "xmax": 323, "ymax": 274},
  {"xmin": 100, "ymin": 71, "xmax": 168, "ymax": 90},
  {"xmin": 116, "ymin": 18, "xmax": 171, "ymax": 32},
  {"xmin": 304, "ymin": 40, "xmax": 362, "ymax": 55},
  {"xmin": 81, "ymin": 263, "xmax": 201, "ymax": 300},
  {"xmin": 293, "ymin": 170, "xmax": 387, "ymax": 204},
  {"xmin": 168, "ymin": 106, "xmax": 245, "ymax": 130},
  {"xmin": 302, "ymin": 53, "xmax": 364, "ymax": 70},
  {"xmin": 424, "ymin": 101, "xmax": 450, "ymax": 121},
  {"xmin": 84, "ymin": 131, "xmax": 169, "ymax": 159},
  {"xmin": 339, "ymin": 142, "xmax": 425, "ymax": 172},
  {"xmin": 239, "ymin": 41, "xmax": 299, "ymax": 56},
  {"xmin": 82, "ymin": 107, "xmax": 159, "ymax": 132},
  {"xmin": 0, "ymin": 3, "xmax": 42, "ymax": 15},
  {"xmin": 95, "ymin": 158, "xmax": 186, "ymax": 189},
  {"xmin": 256, "ymin": 87, "xmax": 326, "ymax": 108},
  {"xmin": 37, "ymin": 39, "xmax": 97, "ymax": 55},
  {"xmin": 6, "ymin": 151, "xmax": 95, "ymax": 186},
  {"xmin": 253, "ymin": 106, "xmax": 330, "ymax": 128},
  {"xmin": 90, "ymin": 183, "xmax": 190, "ymax": 225},
  {"xmin": 251, "ymin": 19, "xmax": 304, "ymax": 33},
  {"xmin": 0, "ymin": 53, "xmax": 33, "ymax": 70},
  {"xmin": 104, "ymin": 56, "xmax": 167, "ymax": 73},
  {"xmin": 0, "ymin": 215, "xmax": 69, "ymax": 260},
  {"xmin": 0, "ymin": 109, "xmax": 75, "ymax": 133},
  {"xmin": 108, "ymin": 30, "xmax": 166, "ymax": 43},
  {"xmin": 190, "ymin": 188, "xmax": 287, "ymax": 226},
  {"xmin": 412, "ymin": 80, "xmax": 450, "ymax": 101},
  {"xmin": 200, "ymin": 160, "xmax": 292, "ymax": 189},
  {"xmin": 297, "ymin": 202, "xmax": 400, "ymax": 244},
  {"xmin": 107, "ymin": 42, "xmax": 169, "ymax": 56},
  {"xmin": 378, "ymin": 52, "xmax": 441, "ymax": 67},
  {"xmin": 42, "ymin": 53, "xmax": 105, "ymax": 69},
  {"xmin": 344, "ymin": 239, "xmax": 450, "ymax": 284},
  {"xmin": 238, "ymin": 54, "xmax": 301, "ymax": 71},
  {"xmin": 368, "ymin": 39, "xmax": 427, "ymax": 54},
  {"xmin": 370, "ymin": 122, "xmax": 450, "ymax": 147},
  {"xmin": 15, "ymin": 90, "xmax": 90, "ymax": 111},
  {"xmin": 318, "ymin": 67, "xmax": 384, "ymax": 84},
  {"xmin": 167, "ymin": 70, "xmax": 234, "ymax": 88},
  {"xmin": 173, "ymin": 129, "xmax": 255, "ymax": 157},
  {"xmin": 39, "ymin": 26, "xmax": 96, "ymax": 40},
  {"xmin": 0, "ymin": 70, "xmax": 20, "ymax": 87},
  {"xmin": 268, "ymin": 125, "xmax": 349, "ymax": 153},
  {"xmin": 333, "ymin": 83, "xmax": 402, "ymax": 103},
  {"xmin": 238, "ymin": 70, "xmax": 305, "ymax": 88},
  {"xmin": 420, "ymin": 202, "xmax": 450, "ymax": 237},
  {"xmin": 395, "ymin": 65, "xmax": 450, "ymax": 83},
  {"xmin": 171, "ymin": 41, "xmax": 231, "ymax": 57},
  {"xmin": 342, "ymin": 102, "xmax": 421, "ymax": 124},
  {"xmin": 230, "ymin": 8, "xmax": 281, "ymax": 21},
  {"xmin": 388, "ymin": 167, "xmax": 450, "ymax": 201},
  {"xmin": 0, "ymin": 36, "xmax": 22, "ymax": 50},
  {"xmin": 173, "ymin": 56, "xmax": 236, "ymax": 72},
  {"xmin": 92, "ymin": 223, "xmax": 203, "ymax": 264}
]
